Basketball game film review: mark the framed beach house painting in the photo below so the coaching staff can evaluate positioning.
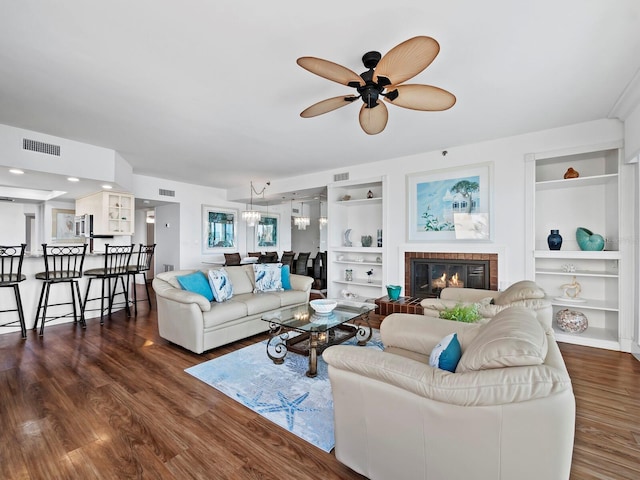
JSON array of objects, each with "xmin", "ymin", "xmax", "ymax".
[{"xmin": 407, "ymin": 162, "xmax": 493, "ymax": 242}]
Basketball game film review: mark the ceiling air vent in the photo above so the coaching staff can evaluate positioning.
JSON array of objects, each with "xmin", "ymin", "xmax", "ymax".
[
  {"xmin": 23, "ymin": 138, "xmax": 61, "ymax": 156},
  {"xmin": 158, "ymin": 188, "xmax": 175, "ymax": 197},
  {"xmin": 334, "ymin": 172, "xmax": 349, "ymax": 182}
]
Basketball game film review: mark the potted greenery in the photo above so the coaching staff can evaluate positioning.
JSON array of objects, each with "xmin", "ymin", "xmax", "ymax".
[{"xmin": 438, "ymin": 303, "xmax": 481, "ymax": 323}]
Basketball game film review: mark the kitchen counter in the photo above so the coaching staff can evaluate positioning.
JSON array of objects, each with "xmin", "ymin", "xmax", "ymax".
[{"xmin": 0, "ymin": 253, "xmax": 129, "ymax": 336}]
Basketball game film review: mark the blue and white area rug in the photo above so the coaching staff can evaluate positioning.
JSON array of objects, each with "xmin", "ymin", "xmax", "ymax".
[{"xmin": 185, "ymin": 329, "xmax": 383, "ymax": 452}]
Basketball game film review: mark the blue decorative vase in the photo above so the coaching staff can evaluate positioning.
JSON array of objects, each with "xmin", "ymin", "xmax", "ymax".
[
  {"xmin": 576, "ymin": 227, "xmax": 605, "ymax": 251},
  {"xmin": 547, "ymin": 230, "xmax": 563, "ymax": 250}
]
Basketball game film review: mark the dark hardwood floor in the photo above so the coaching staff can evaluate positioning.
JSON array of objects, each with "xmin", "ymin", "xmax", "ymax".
[{"xmin": 1, "ymin": 287, "xmax": 639, "ymax": 479}]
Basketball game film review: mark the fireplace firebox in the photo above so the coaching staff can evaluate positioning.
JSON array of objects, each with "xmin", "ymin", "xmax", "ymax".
[
  {"xmin": 411, "ymin": 259, "xmax": 489, "ymax": 298},
  {"xmin": 404, "ymin": 252, "xmax": 498, "ymax": 298}
]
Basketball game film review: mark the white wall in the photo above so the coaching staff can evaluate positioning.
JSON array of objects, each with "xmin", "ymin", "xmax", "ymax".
[
  {"xmin": 132, "ymin": 174, "xmax": 247, "ymax": 269},
  {"xmin": 623, "ymin": 102, "xmax": 640, "ymax": 358},
  {"xmin": 270, "ymin": 119, "xmax": 625, "ymax": 289}
]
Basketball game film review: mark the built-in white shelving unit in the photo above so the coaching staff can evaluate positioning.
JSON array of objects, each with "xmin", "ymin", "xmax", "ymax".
[
  {"xmin": 525, "ymin": 143, "xmax": 632, "ymax": 351},
  {"xmin": 327, "ymin": 176, "xmax": 386, "ymax": 301}
]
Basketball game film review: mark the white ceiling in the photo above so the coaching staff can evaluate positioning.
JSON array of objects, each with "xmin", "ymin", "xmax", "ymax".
[{"xmin": 1, "ymin": 1, "xmax": 640, "ymax": 192}]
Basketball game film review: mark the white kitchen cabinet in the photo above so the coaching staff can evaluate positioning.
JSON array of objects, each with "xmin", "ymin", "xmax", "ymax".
[{"xmin": 76, "ymin": 191, "xmax": 135, "ymax": 236}]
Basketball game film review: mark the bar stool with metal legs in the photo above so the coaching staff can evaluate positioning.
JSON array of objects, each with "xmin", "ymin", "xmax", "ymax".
[
  {"xmin": 82, "ymin": 244, "xmax": 134, "ymax": 323},
  {"xmin": 0, "ymin": 244, "xmax": 28, "ymax": 338},
  {"xmin": 33, "ymin": 244, "xmax": 88, "ymax": 336},
  {"xmin": 126, "ymin": 243, "xmax": 155, "ymax": 315}
]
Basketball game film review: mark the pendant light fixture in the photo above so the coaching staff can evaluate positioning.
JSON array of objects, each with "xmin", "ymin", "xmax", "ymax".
[
  {"xmin": 242, "ymin": 181, "xmax": 270, "ymax": 227},
  {"xmin": 294, "ymin": 201, "xmax": 310, "ymax": 230},
  {"xmin": 318, "ymin": 200, "xmax": 327, "ymax": 229}
]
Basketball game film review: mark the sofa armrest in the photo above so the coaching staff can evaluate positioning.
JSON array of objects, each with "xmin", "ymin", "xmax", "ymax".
[
  {"xmin": 152, "ymin": 277, "xmax": 212, "ymax": 312},
  {"xmin": 289, "ymin": 273, "xmax": 313, "ymax": 293}
]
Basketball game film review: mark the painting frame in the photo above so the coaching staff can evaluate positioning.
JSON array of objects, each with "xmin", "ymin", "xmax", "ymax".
[
  {"xmin": 256, "ymin": 213, "xmax": 279, "ymax": 250},
  {"xmin": 51, "ymin": 208, "xmax": 83, "ymax": 244},
  {"xmin": 202, "ymin": 205, "xmax": 238, "ymax": 253},
  {"xmin": 406, "ymin": 162, "xmax": 494, "ymax": 242}
]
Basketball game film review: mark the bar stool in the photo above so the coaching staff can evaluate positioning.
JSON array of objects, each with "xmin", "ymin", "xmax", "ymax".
[
  {"xmin": 82, "ymin": 244, "xmax": 134, "ymax": 323},
  {"xmin": 126, "ymin": 243, "xmax": 155, "ymax": 315},
  {"xmin": 0, "ymin": 244, "xmax": 27, "ymax": 338},
  {"xmin": 34, "ymin": 244, "xmax": 87, "ymax": 336}
]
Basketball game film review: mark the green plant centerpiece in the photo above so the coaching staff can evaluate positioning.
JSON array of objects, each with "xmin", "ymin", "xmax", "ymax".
[{"xmin": 438, "ymin": 303, "xmax": 482, "ymax": 323}]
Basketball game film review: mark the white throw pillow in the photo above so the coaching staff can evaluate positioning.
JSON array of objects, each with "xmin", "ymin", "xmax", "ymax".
[
  {"xmin": 207, "ymin": 268, "xmax": 233, "ymax": 302},
  {"xmin": 253, "ymin": 263, "xmax": 283, "ymax": 292}
]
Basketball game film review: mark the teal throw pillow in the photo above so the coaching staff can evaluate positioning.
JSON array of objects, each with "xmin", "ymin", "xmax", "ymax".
[
  {"xmin": 207, "ymin": 268, "xmax": 233, "ymax": 302},
  {"xmin": 176, "ymin": 271, "xmax": 214, "ymax": 302},
  {"xmin": 281, "ymin": 264, "xmax": 292, "ymax": 290},
  {"xmin": 429, "ymin": 333, "xmax": 462, "ymax": 373}
]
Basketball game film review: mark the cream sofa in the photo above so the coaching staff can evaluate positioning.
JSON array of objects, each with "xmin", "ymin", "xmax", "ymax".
[
  {"xmin": 324, "ymin": 307, "xmax": 575, "ymax": 480},
  {"xmin": 421, "ymin": 280, "xmax": 552, "ymax": 328},
  {"xmin": 152, "ymin": 266, "xmax": 313, "ymax": 354}
]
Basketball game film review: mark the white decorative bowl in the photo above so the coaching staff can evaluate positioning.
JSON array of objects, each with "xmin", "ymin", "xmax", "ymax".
[{"xmin": 309, "ymin": 299, "xmax": 337, "ymax": 315}]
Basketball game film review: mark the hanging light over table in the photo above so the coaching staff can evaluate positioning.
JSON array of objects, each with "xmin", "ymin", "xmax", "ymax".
[
  {"xmin": 294, "ymin": 201, "xmax": 310, "ymax": 230},
  {"xmin": 242, "ymin": 181, "xmax": 269, "ymax": 227}
]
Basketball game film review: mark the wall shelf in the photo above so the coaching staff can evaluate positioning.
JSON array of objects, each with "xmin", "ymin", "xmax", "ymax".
[{"xmin": 525, "ymin": 145, "xmax": 629, "ymax": 351}]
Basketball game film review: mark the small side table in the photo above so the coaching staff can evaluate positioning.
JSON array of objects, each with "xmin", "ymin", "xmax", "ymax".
[{"xmin": 375, "ymin": 296, "xmax": 424, "ymax": 316}]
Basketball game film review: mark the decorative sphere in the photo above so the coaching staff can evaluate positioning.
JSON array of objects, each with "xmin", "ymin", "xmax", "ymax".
[{"xmin": 556, "ymin": 309, "xmax": 588, "ymax": 334}]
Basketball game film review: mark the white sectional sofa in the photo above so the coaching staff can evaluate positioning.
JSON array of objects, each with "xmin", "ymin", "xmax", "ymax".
[{"xmin": 152, "ymin": 265, "xmax": 313, "ymax": 354}]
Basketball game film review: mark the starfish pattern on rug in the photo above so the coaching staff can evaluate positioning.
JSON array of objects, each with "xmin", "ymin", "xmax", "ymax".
[{"xmin": 238, "ymin": 391, "xmax": 319, "ymax": 430}]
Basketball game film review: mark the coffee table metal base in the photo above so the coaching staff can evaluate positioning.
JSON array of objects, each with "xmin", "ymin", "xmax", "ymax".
[{"xmin": 266, "ymin": 317, "xmax": 372, "ymax": 378}]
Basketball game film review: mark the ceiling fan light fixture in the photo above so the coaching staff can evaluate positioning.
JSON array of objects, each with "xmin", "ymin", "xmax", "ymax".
[{"xmin": 297, "ymin": 36, "xmax": 455, "ymax": 135}]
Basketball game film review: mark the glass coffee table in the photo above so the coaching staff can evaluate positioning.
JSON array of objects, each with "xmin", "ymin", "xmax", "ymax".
[{"xmin": 261, "ymin": 300, "xmax": 376, "ymax": 377}]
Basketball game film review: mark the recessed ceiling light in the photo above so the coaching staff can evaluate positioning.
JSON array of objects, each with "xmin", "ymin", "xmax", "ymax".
[
  {"xmin": 102, "ymin": 184, "xmax": 113, "ymax": 189},
  {"xmin": 67, "ymin": 177, "xmax": 80, "ymax": 182},
  {"xmin": 9, "ymin": 169, "xmax": 24, "ymax": 175}
]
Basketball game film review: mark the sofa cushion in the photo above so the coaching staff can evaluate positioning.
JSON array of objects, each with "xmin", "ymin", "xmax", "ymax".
[
  {"xmin": 176, "ymin": 271, "xmax": 214, "ymax": 301},
  {"xmin": 429, "ymin": 333, "xmax": 462, "ymax": 372},
  {"xmin": 477, "ymin": 298, "xmax": 550, "ymax": 318},
  {"xmin": 268, "ymin": 289, "xmax": 309, "ymax": 307},
  {"xmin": 253, "ymin": 263, "xmax": 283, "ymax": 292},
  {"xmin": 235, "ymin": 292, "xmax": 282, "ymax": 315},
  {"xmin": 494, "ymin": 280, "xmax": 545, "ymax": 306},
  {"xmin": 225, "ymin": 266, "xmax": 254, "ymax": 295},
  {"xmin": 456, "ymin": 306, "xmax": 548, "ymax": 373},
  {"xmin": 208, "ymin": 268, "xmax": 233, "ymax": 302},
  {"xmin": 202, "ymin": 300, "xmax": 249, "ymax": 328}
]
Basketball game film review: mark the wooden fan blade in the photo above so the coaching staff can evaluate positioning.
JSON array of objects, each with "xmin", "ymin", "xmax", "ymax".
[
  {"xmin": 374, "ymin": 36, "xmax": 440, "ymax": 86},
  {"xmin": 385, "ymin": 84, "xmax": 456, "ymax": 111},
  {"xmin": 297, "ymin": 57, "xmax": 365, "ymax": 87},
  {"xmin": 300, "ymin": 95, "xmax": 358, "ymax": 118},
  {"xmin": 359, "ymin": 102, "xmax": 388, "ymax": 135}
]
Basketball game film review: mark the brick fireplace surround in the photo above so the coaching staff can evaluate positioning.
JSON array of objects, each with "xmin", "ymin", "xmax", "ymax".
[{"xmin": 375, "ymin": 252, "xmax": 499, "ymax": 316}]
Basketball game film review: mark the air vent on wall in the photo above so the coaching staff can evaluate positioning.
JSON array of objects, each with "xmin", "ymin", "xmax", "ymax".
[
  {"xmin": 334, "ymin": 172, "xmax": 349, "ymax": 182},
  {"xmin": 158, "ymin": 188, "xmax": 175, "ymax": 197},
  {"xmin": 23, "ymin": 138, "xmax": 61, "ymax": 156}
]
